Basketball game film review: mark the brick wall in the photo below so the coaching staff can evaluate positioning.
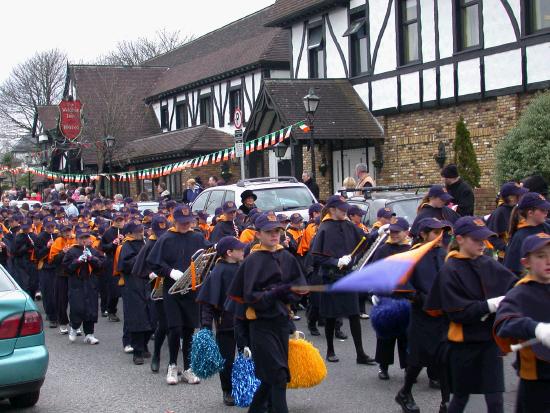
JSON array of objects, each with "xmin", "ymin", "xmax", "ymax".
[{"xmin": 302, "ymin": 144, "xmax": 333, "ymax": 201}]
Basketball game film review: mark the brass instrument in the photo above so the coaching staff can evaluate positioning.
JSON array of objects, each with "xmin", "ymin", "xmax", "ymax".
[
  {"xmin": 351, "ymin": 230, "xmax": 388, "ymax": 271},
  {"xmin": 168, "ymin": 247, "xmax": 217, "ymax": 295},
  {"xmin": 150, "ymin": 278, "xmax": 164, "ymax": 301}
]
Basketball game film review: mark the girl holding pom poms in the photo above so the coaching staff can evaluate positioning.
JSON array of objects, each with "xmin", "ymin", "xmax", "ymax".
[{"xmin": 197, "ymin": 236, "xmax": 246, "ymax": 407}]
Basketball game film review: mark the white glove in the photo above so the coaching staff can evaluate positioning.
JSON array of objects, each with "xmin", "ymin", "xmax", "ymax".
[
  {"xmin": 243, "ymin": 346, "xmax": 252, "ymax": 358},
  {"xmin": 169, "ymin": 269, "xmax": 184, "ymax": 281},
  {"xmin": 337, "ymin": 255, "xmax": 352, "ymax": 268},
  {"xmin": 83, "ymin": 249, "xmax": 92, "ymax": 258},
  {"xmin": 487, "ymin": 296, "xmax": 505, "ymax": 313},
  {"xmin": 535, "ymin": 323, "xmax": 550, "ymax": 348},
  {"xmin": 371, "ymin": 295, "xmax": 380, "ymax": 306},
  {"xmin": 78, "ymin": 254, "xmax": 87, "ymax": 262},
  {"xmin": 378, "ymin": 223, "xmax": 390, "ymax": 236},
  {"xmin": 149, "ymin": 272, "xmax": 158, "ymax": 280}
]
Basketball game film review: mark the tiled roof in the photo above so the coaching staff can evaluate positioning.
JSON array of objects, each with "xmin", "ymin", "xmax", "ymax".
[
  {"xmin": 36, "ymin": 105, "xmax": 59, "ymax": 131},
  {"xmin": 69, "ymin": 65, "xmax": 167, "ymax": 165},
  {"xmin": 265, "ymin": 0, "xmax": 349, "ymax": 27},
  {"xmin": 118, "ymin": 125, "xmax": 234, "ymax": 164},
  {"xmin": 144, "ymin": 6, "xmax": 290, "ymax": 100},
  {"xmin": 262, "ymin": 79, "xmax": 384, "ymax": 140}
]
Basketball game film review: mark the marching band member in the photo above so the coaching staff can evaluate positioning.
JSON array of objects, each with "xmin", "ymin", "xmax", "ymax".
[
  {"xmin": 210, "ymin": 201, "xmax": 239, "ymax": 243},
  {"xmin": 0, "ymin": 227, "xmax": 7, "ymax": 267},
  {"xmin": 239, "ymin": 209, "xmax": 261, "ymax": 244},
  {"xmin": 62, "ymin": 226, "xmax": 105, "ymax": 344},
  {"xmin": 486, "ymin": 182, "xmax": 528, "ymax": 260},
  {"xmin": 311, "ymin": 195, "xmax": 376, "ymax": 365},
  {"xmin": 425, "ymin": 217, "xmax": 517, "ymax": 413},
  {"xmin": 410, "ymin": 185, "xmax": 460, "ymax": 239},
  {"xmin": 132, "ymin": 214, "xmax": 169, "ymax": 373},
  {"xmin": 227, "ymin": 211, "xmax": 307, "ymax": 413},
  {"xmin": 348, "ymin": 205, "xmax": 369, "ymax": 234},
  {"xmin": 116, "ymin": 219, "xmax": 150, "ymax": 365},
  {"xmin": 395, "ymin": 218, "xmax": 451, "ymax": 413},
  {"xmin": 504, "ymin": 192, "xmax": 550, "ymax": 276},
  {"xmin": 12, "ymin": 217, "xmax": 38, "ymax": 298},
  {"xmin": 196, "ymin": 211, "xmax": 211, "ymax": 240},
  {"xmin": 147, "ymin": 206, "xmax": 210, "ymax": 385},
  {"xmin": 494, "ymin": 233, "xmax": 550, "ymax": 413},
  {"xmin": 370, "ymin": 217, "xmax": 411, "ymax": 381},
  {"xmin": 197, "ymin": 236, "xmax": 246, "ymax": 406},
  {"xmin": 35, "ymin": 216, "xmax": 59, "ymax": 328}
]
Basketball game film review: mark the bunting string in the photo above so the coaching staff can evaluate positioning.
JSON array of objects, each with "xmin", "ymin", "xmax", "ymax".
[{"xmin": 2, "ymin": 121, "xmax": 305, "ymax": 184}]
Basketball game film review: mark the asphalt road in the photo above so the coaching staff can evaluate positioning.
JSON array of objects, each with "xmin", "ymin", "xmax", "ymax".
[{"xmin": 1, "ymin": 302, "xmax": 519, "ymax": 413}]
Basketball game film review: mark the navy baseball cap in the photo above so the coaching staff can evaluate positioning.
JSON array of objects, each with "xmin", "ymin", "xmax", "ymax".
[
  {"xmin": 112, "ymin": 212, "xmax": 124, "ymax": 221},
  {"xmin": 428, "ymin": 185, "xmax": 453, "ymax": 202},
  {"xmin": 42, "ymin": 216, "xmax": 57, "ymax": 227},
  {"xmin": 325, "ymin": 195, "xmax": 349, "ymax": 211},
  {"xmin": 277, "ymin": 213, "xmax": 290, "ymax": 223},
  {"xmin": 256, "ymin": 211, "xmax": 285, "ymax": 231},
  {"xmin": 151, "ymin": 215, "xmax": 169, "ymax": 237},
  {"xmin": 214, "ymin": 207, "xmax": 223, "ymax": 217},
  {"xmin": 92, "ymin": 198, "xmax": 103, "ymax": 206},
  {"xmin": 290, "ymin": 213, "xmax": 304, "ymax": 224},
  {"xmin": 348, "ymin": 205, "xmax": 366, "ymax": 217},
  {"xmin": 166, "ymin": 200, "xmax": 177, "ymax": 209},
  {"xmin": 76, "ymin": 226, "xmax": 91, "ymax": 238},
  {"xmin": 377, "ymin": 207, "xmax": 396, "ymax": 219},
  {"xmin": 20, "ymin": 218, "xmax": 33, "ymax": 229},
  {"xmin": 196, "ymin": 211, "xmax": 209, "ymax": 221},
  {"xmin": 32, "ymin": 203, "xmax": 41, "ymax": 209},
  {"xmin": 417, "ymin": 217, "xmax": 452, "ymax": 233},
  {"xmin": 308, "ymin": 203, "xmax": 323, "ymax": 216},
  {"xmin": 500, "ymin": 182, "xmax": 528, "ymax": 198},
  {"xmin": 248, "ymin": 211, "xmax": 261, "ymax": 225},
  {"xmin": 453, "ymin": 216, "xmax": 496, "ymax": 240},
  {"xmin": 123, "ymin": 197, "xmax": 134, "ymax": 205},
  {"xmin": 518, "ymin": 192, "xmax": 550, "ymax": 210},
  {"xmin": 216, "ymin": 236, "xmax": 247, "ymax": 256},
  {"xmin": 173, "ymin": 206, "xmax": 195, "ymax": 223},
  {"xmin": 222, "ymin": 201, "xmax": 237, "ymax": 213},
  {"xmin": 521, "ymin": 232, "xmax": 550, "ymax": 258},
  {"xmin": 124, "ymin": 220, "xmax": 143, "ymax": 235},
  {"xmin": 389, "ymin": 217, "xmax": 410, "ymax": 232}
]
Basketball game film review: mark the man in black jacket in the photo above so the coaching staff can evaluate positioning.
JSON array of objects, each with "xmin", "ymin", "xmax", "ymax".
[
  {"xmin": 441, "ymin": 164, "xmax": 475, "ymax": 216},
  {"xmin": 302, "ymin": 171, "xmax": 320, "ymax": 200}
]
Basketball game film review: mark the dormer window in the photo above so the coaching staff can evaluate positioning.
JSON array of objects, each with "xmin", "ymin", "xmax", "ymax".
[
  {"xmin": 199, "ymin": 95, "xmax": 213, "ymax": 127},
  {"xmin": 345, "ymin": 11, "xmax": 368, "ymax": 76},
  {"xmin": 308, "ymin": 25, "xmax": 325, "ymax": 79},
  {"xmin": 175, "ymin": 102, "xmax": 188, "ymax": 129},
  {"xmin": 160, "ymin": 105, "xmax": 169, "ymax": 129}
]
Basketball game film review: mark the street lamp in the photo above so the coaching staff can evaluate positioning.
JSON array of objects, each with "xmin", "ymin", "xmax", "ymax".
[
  {"xmin": 103, "ymin": 135, "xmax": 116, "ymax": 197},
  {"xmin": 303, "ymin": 88, "xmax": 320, "ymax": 180},
  {"xmin": 274, "ymin": 141, "xmax": 288, "ymax": 159}
]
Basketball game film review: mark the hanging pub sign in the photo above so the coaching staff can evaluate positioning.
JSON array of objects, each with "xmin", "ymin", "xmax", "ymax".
[{"xmin": 58, "ymin": 99, "xmax": 83, "ymax": 140}]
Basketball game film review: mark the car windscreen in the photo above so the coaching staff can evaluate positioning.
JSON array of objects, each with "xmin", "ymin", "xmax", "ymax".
[
  {"xmin": 253, "ymin": 187, "xmax": 315, "ymax": 212},
  {"xmin": 387, "ymin": 198, "xmax": 422, "ymax": 223},
  {"xmin": 0, "ymin": 267, "xmax": 15, "ymax": 292}
]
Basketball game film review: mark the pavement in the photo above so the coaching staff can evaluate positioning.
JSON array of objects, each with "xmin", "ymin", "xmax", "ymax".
[{"xmin": 1, "ymin": 303, "xmax": 519, "ymax": 413}]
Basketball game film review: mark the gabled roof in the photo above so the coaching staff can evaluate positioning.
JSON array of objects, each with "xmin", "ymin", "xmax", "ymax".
[
  {"xmin": 68, "ymin": 65, "xmax": 167, "ymax": 165},
  {"xmin": 265, "ymin": 0, "xmax": 349, "ymax": 27},
  {"xmin": 143, "ymin": 6, "xmax": 290, "ymax": 101},
  {"xmin": 119, "ymin": 125, "xmax": 234, "ymax": 164},
  {"xmin": 256, "ymin": 79, "xmax": 384, "ymax": 140},
  {"xmin": 36, "ymin": 105, "xmax": 59, "ymax": 131}
]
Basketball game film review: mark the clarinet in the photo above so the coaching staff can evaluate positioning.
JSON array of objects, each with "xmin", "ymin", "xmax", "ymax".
[{"xmin": 233, "ymin": 220, "xmax": 240, "ymax": 237}]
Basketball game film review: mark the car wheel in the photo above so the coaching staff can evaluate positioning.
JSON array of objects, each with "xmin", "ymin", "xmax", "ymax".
[{"xmin": 9, "ymin": 390, "xmax": 40, "ymax": 408}]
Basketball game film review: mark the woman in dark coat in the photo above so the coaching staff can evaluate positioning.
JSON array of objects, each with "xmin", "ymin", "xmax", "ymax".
[
  {"xmin": 311, "ymin": 195, "xmax": 375, "ymax": 365},
  {"xmin": 62, "ymin": 226, "xmax": 105, "ymax": 344},
  {"xmin": 410, "ymin": 185, "xmax": 459, "ymax": 239},
  {"xmin": 117, "ymin": 220, "xmax": 148, "ymax": 365},
  {"xmin": 12, "ymin": 217, "xmax": 38, "ymax": 298}
]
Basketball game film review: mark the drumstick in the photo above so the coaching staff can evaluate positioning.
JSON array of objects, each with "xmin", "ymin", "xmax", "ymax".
[
  {"xmin": 350, "ymin": 236, "xmax": 367, "ymax": 257},
  {"xmin": 510, "ymin": 338, "xmax": 540, "ymax": 352},
  {"xmin": 291, "ymin": 285, "xmax": 329, "ymax": 293}
]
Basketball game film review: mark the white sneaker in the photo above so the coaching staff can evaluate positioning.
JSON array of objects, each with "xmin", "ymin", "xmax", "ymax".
[
  {"xmin": 76, "ymin": 328, "xmax": 83, "ymax": 336},
  {"xmin": 181, "ymin": 368, "xmax": 200, "ymax": 384},
  {"xmin": 166, "ymin": 364, "xmax": 179, "ymax": 385},
  {"xmin": 360, "ymin": 313, "xmax": 370, "ymax": 319},
  {"xmin": 84, "ymin": 334, "xmax": 99, "ymax": 345},
  {"xmin": 59, "ymin": 325, "xmax": 68, "ymax": 335},
  {"xmin": 68, "ymin": 327, "xmax": 77, "ymax": 343},
  {"xmin": 124, "ymin": 345, "xmax": 134, "ymax": 354}
]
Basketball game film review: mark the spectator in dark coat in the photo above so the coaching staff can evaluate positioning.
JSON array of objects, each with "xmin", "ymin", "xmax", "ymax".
[
  {"xmin": 302, "ymin": 171, "xmax": 320, "ymax": 200},
  {"xmin": 441, "ymin": 164, "xmax": 475, "ymax": 216}
]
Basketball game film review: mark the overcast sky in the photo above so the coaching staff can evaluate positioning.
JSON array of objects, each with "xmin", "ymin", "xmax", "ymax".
[{"xmin": 0, "ymin": 0, "xmax": 274, "ymax": 83}]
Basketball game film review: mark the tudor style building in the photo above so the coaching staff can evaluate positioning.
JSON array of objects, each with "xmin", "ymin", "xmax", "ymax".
[{"xmin": 260, "ymin": 0, "xmax": 549, "ymax": 201}]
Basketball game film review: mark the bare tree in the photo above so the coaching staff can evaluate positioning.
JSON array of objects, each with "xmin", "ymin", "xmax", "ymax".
[
  {"xmin": 0, "ymin": 49, "xmax": 66, "ymax": 134},
  {"xmin": 97, "ymin": 28, "xmax": 194, "ymax": 66}
]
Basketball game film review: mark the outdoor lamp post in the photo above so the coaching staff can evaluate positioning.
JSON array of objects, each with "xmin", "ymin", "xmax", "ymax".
[
  {"xmin": 303, "ymin": 88, "xmax": 320, "ymax": 180},
  {"xmin": 274, "ymin": 141, "xmax": 288, "ymax": 159},
  {"xmin": 104, "ymin": 135, "xmax": 116, "ymax": 196}
]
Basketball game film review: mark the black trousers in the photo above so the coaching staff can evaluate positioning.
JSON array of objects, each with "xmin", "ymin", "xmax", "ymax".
[
  {"xmin": 56, "ymin": 276, "xmax": 69, "ymax": 325},
  {"xmin": 98, "ymin": 272, "xmax": 109, "ymax": 313},
  {"xmin": 39, "ymin": 268, "xmax": 57, "ymax": 321},
  {"xmin": 516, "ymin": 379, "xmax": 550, "ymax": 413},
  {"xmin": 71, "ymin": 320, "xmax": 94, "ymax": 335},
  {"xmin": 217, "ymin": 330, "xmax": 236, "ymax": 392},
  {"xmin": 107, "ymin": 275, "xmax": 120, "ymax": 314},
  {"xmin": 131, "ymin": 331, "xmax": 152, "ymax": 356},
  {"xmin": 375, "ymin": 335, "xmax": 408, "ymax": 369},
  {"xmin": 248, "ymin": 382, "xmax": 288, "ymax": 413}
]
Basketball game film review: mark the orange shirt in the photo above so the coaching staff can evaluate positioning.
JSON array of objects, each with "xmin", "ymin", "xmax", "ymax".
[
  {"xmin": 239, "ymin": 228, "xmax": 257, "ymax": 244},
  {"xmin": 297, "ymin": 222, "xmax": 318, "ymax": 256},
  {"xmin": 287, "ymin": 227, "xmax": 304, "ymax": 243},
  {"xmin": 356, "ymin": 222, "xmax": 370, "ymax": 234},
  {"xmin": 48, "ymin": 236, "xmax": 76, "ymax": 264}
]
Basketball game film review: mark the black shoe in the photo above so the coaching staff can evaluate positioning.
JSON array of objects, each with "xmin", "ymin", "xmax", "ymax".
[
  {"xmin": 101, "ymin": 311, "xmax": 108, "ymax": 317},
  {"xmin": 49, "ymin": 321, "xmax": 58, "ymax": 328},
  {"xmin": 378, "ymin": 369, "xmax": 390, "ymax": 380},
  {"xmin": 335, "ymin": 329, "xmax": 348, "ymax": 340},
  {"xmin": 439, "ymin": 402, "xmax": 448, "ymax": 413},
  {"xmin": 223, "ymin": 391, "xmax": 235, "ymax": 406},
  {"xmin": 143, "ymin": 351, "xmax": 151, "ymax": 359},
  {"xmin": 151, "ymin": 355, "xmax": 160, "ymax": 373},
  {"xmin": 429, "ymin": 379, "xmax": 441, "ymax": 389},
  {"xmin": 326, "ymin": 353, "xmax": 339, "ymax": 362},
  {"xmin": 395, "ymin": 390, "xmax": 420, "ymax": 413},
  {"xmin": 133, "ymin": 355, "xmax": 144, "ymax": 365},
  {"xmin": 108, "ymin": 314, "xmax": 120, "ymax": 322},
  {"xmin": 356, "ymin": 354, "xmax": 377, "ymax": 365},
  {"xmin": 309, "ymin": 326, "xmax": 321, "ymax": 336}
]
